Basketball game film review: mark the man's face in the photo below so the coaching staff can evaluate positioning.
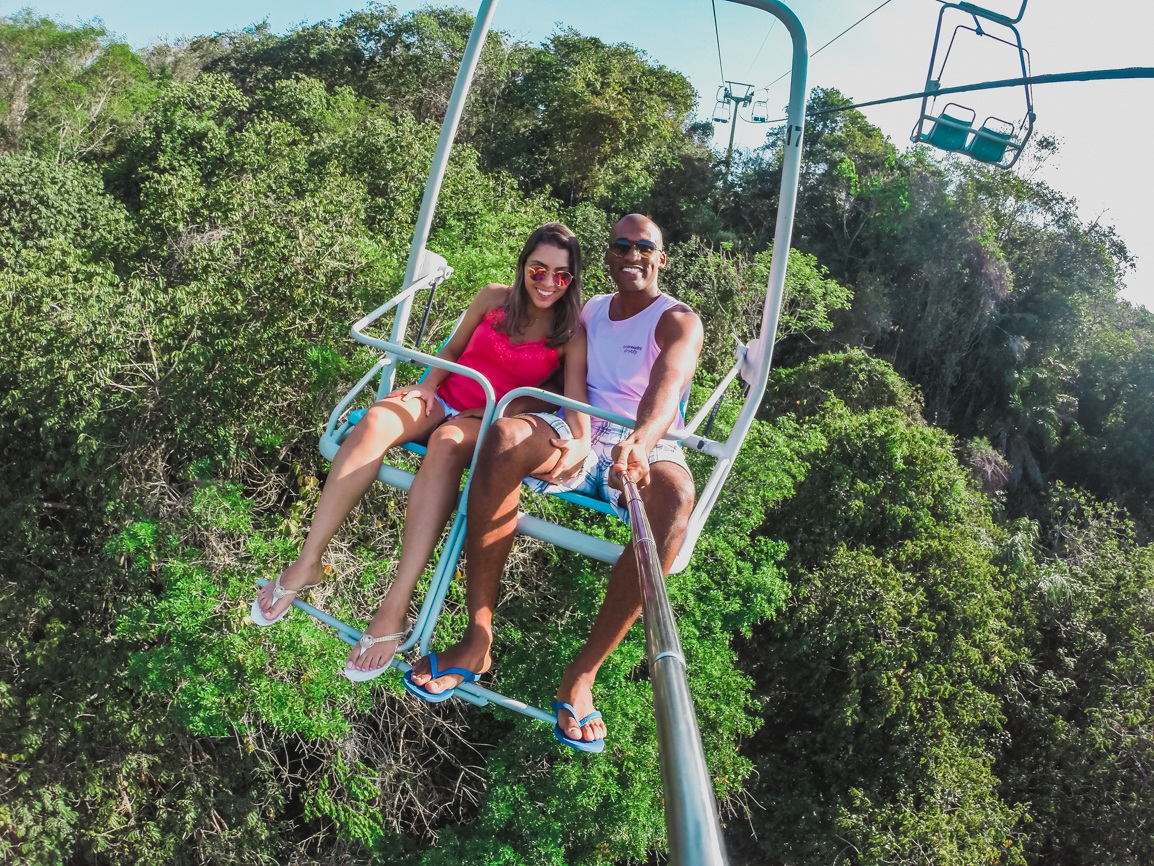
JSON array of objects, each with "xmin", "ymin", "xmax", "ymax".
[{"xmin": 603, "ymin": 218, "xmax": 666, "ymax": 295}]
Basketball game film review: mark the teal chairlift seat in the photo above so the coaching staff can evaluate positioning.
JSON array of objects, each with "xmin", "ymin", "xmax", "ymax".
[
  {"xmin": 910, "ymin": 1, "xmax": 1035, "ymax": 169},
  {"xmin": 965, "ymin": 116, "xmax": 1016, "ymax": 164},
  {"xmin": 918, "ymin": 102, "xmax": 975, "ymax": 152}
]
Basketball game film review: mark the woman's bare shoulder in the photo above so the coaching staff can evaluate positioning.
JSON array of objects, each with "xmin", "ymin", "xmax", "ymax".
[{"xmin": 477, "ymin": 283, "xmax": 512, "ymax": 306}]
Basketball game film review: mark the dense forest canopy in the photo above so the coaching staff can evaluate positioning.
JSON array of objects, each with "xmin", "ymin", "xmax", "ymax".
[{"xmin": 1, "ymin": 6, "xmax": 1151, "ymax": 865}]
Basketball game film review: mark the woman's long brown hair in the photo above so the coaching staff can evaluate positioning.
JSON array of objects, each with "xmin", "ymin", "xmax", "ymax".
[{"xmin": 499, "ymin": 222, "xmax": 583, "ymax": 349}]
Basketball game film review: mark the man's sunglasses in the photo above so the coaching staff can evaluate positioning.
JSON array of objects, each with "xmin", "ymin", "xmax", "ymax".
[
  {"xmin": 607, "ymin": 238, "xmax": 661, "ymax": 258},
  {"xmin": 526, "ymin": 265, "xmax": 574, "ymax": 288}
]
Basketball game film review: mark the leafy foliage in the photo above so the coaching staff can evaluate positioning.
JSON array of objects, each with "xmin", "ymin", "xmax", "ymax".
[{"xmin": 1, "ymin": 7, "xmax": 1151, "ymax": 866}]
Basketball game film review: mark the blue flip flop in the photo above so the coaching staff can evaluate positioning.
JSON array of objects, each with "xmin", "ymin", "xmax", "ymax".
[
  {"xmin": 403, "ymin": 652, "xmax": 481, "ymax": 703},
  {"xmin": 551, "ymin": 701, "xmax": 606, "ymax": 753}
]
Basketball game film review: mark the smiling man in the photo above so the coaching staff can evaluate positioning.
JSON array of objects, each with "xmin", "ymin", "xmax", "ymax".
[{"xmin": 406, "ymin": 214, "xmax": 703, "ymax": 752}]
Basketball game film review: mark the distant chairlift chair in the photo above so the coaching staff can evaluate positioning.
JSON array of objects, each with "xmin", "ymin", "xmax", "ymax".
[{"xmin": 910, "ymin": 1, "xmax": 1035, "ymax": 168}]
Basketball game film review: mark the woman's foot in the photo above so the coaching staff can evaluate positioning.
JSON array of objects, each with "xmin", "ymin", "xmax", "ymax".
[
  {"xmin": 407, "ymin": 625, "xmax": 493, "ymax": 695},
  {"xmin": 555, "ymin": 667, "xmax": 606, "ymax": 744},
  {"xmin": 256, "ymin": 558, "xmax": 324, "ymax": 623},
  {"xmin": 346, "ymin": 603, "xmax": 411, "ymax": 674}
]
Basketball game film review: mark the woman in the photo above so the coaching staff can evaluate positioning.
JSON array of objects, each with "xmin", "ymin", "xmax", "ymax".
[{"xmin": 252, "ymin": 223, "xmax": 591, "ymax": 680}]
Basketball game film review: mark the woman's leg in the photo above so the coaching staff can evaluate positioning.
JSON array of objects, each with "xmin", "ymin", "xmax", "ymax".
[
  {"xmin": 348, "ymin": 416, "xmax": 482, "ymax": 671},
  {"xmin": 258, "ymin": 394, "xmax": 445, "ymax": 621}
]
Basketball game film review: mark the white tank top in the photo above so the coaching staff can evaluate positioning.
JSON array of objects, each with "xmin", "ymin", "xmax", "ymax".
[{"xmin": 581, "ymin": 292, "xmax": 691, "ymax": 433}]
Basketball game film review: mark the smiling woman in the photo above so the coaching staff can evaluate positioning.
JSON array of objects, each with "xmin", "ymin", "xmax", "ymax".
[{"xmin": 254, "ymin": 222, "xmax": 591, "ymax": 681}]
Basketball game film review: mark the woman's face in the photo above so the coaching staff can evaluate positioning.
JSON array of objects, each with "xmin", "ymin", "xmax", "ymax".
[{"xmin": 523, "ymin": 243, "xmax": 573, "ymax": 311}]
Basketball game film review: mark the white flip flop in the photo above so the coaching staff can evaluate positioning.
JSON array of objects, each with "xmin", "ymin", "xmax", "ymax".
[
  {"xmin": 250, "ymin": 573, "xmax": 322, "ymax": 626},
  {"xmin": 343, "ymin": 620, "xmax": 414, "ymax": 682}
]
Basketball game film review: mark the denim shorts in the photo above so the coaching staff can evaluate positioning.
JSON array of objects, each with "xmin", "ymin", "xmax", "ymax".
[
  {"xmin": 522, "ymin": 416, "xmax": 690, "ymax": 523},
  {"xmin": 434, "ymin": 393, "xmax": 460, "ymax": 419}
]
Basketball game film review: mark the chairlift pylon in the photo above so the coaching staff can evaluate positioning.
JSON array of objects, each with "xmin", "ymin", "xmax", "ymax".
[{"xmin": 910, "ymin": 1, "xmax": 1035, "ymax": 168}]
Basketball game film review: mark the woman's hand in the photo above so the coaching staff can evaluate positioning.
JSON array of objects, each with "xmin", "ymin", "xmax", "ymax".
[{"xmin": 388, "ymin": 381, "xmax": 439, "ymax": 417}]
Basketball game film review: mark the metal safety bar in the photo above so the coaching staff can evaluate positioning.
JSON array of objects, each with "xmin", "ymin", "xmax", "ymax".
[{"xmin": 620, "ymin": 474, "xmax": 728, "ymax": 865}]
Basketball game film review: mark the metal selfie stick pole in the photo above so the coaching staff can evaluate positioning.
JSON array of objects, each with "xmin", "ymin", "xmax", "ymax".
[{"xmin": 619, "ymin": 472, "xmax": 728, "ymax": 865}]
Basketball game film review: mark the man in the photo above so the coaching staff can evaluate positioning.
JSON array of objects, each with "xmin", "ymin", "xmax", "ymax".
[{"xmin": 407, "ymin": 214, "xmax": 703, "ymax": 750}]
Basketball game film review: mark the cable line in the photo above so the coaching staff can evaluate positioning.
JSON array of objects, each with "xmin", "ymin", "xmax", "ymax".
[
  {"xmin": 747, "ymin": 17, "xmax": 777, "ymax": 75},
  {"xmin": 815, "ymin": 67, "xmax": 1154, "ymax": 116},
  {"xmin": 763, "ymin": 0, "xmax": 897, "ymax": 91},
  {"xmin": 753, "ymin": 67, "xmax": 1154, "ymax": 125},
  {"xmin": 711, "ymin": 0, "xmax": 726, "ymax": 83}
]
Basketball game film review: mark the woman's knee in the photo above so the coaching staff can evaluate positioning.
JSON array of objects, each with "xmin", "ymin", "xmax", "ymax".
[
  {"xmin": 351, "ymin": 403, "xmax": 399, "ymax": 445},
  {"xmin": 427, "ymin": 424, "xmax": 474, "ymax": 464}
]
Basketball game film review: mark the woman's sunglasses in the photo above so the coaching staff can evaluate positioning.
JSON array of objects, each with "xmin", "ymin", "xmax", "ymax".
[
  {"xmin": 607, "ymin": 238, "xmax": 661, "ymax": 258},
  {"xmin": 526, "ymin": 265, "xmax": 574, "ymax": 288}
]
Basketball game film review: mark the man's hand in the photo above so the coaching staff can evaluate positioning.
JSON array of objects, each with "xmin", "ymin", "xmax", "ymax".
[
  {"xmin": 531, "ymin": 437, "xmax": 590, "ymax": 484},
  {"xmin": 609, "ymin": 437, "xmax": 652, "ymax": 491}
]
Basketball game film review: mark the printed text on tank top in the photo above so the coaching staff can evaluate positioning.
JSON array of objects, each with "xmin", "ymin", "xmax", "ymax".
[{"xmin": 436, "ymin": 305, "xmax": 561, "ymax": 412}]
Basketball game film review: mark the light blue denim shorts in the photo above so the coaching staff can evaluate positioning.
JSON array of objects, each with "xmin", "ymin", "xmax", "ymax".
[{"xmin": 521, "ymin": 416, "xmax": 689, "ymax": 523}]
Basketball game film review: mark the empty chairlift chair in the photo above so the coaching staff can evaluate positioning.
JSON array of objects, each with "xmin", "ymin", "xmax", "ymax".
[
  {"xmin": 909, "ymin": 1, "xmax": 1035, "ymax": 168},
  {"xmin": 917, "ymin": 102, "xmax": 975, "ymax": 152},
  {"xmin": 965, "ymin": 115, "xmax": 1015, "ymax": 164}
]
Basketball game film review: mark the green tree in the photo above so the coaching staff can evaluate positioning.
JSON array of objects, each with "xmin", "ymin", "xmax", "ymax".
[
  {"xmin": 0, "ymin": 11, "xmax": 156, "ymax": 160},
  {"xmin": 482, "ymin": 29, "xmax": 698, "ymax": 209}
]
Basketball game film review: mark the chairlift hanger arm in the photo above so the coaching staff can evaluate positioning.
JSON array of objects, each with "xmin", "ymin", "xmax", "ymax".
[{"xmin": 953, "ymin": 0, "xmax": 1028, "ymax": 26}]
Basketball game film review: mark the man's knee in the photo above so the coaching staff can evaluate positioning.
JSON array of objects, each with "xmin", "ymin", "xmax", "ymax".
[
  {"xmin": 642, "ymin": 463, "xmax": 695, "ymax": 527},
  {"xmin": 475, "ymin": 417, "xmax": 534, "ymax": 478}
]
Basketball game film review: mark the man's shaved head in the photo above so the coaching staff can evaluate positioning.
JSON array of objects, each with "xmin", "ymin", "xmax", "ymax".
[{"xmin": 613, "ymin": 214, "xmax": 663, "ymax": 249}]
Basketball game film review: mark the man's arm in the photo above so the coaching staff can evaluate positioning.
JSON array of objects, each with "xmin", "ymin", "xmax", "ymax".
[{"xmin": 611, "ymin": 306, "xmax": 703, "ymax": 488}]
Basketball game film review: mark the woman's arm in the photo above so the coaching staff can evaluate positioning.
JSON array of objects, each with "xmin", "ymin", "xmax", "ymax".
[{"xmin": 559, "ymin": 326, "xmax": 591, "ymax": 444}]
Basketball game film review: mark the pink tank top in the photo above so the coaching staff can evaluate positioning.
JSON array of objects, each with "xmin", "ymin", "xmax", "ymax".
[
  {"xmin": 581, "ymin": 292, "xmax": 691, "ymax": 432},
  {"xmin": 436, "ymin": 305, "xmax": 561, "ymax": 412}
]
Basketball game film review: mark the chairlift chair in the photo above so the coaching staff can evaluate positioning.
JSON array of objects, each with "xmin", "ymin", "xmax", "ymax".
[
  {"xmin": 910, "ymin": 1, "xmax": 1035, "ymax": 168},
  {"xmin": 712, "ymin": 99, "xmax": 732, "ymax": 123},
  {"xmin": 268, "ymin": 0, "xmax": 810, "ymax": 733},
  {"xmin": 751, "ymin": 99, "xmax": 769, "ymax": 123}
]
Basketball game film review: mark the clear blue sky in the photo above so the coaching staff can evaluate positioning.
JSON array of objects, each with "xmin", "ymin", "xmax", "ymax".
[{"xmin": 12, "ymin": 0, "xmax": 1153, "ymax": 309}]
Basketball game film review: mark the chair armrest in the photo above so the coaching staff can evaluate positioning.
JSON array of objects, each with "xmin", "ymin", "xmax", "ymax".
[{"xmin": 493, "ymin": 388, "xmax": 728, "ymax": 459}]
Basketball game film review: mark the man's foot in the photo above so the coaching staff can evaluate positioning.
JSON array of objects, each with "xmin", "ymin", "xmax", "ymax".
[
  {"xmin": 555, "ymin": 668, "xmax": 606, "ymax": 744},
  {"xmin": 407, "ymin": 626, "xmax": 492, "ymax": 696},
  {"xmin": 346, "ymin": 603, "xmax": 410, "ymax": 673},
  {"xmin": 256, "ymin": 558, "xmax": 324, "ymax": 622}
]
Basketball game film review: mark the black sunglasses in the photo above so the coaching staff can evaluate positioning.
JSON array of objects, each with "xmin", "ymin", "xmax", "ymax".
[{"xmin": 607, "ymin": 238, "xmax": 661, "ymax": 258}]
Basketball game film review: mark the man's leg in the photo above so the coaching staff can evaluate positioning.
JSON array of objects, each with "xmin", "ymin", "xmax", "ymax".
[
  {"xmin": 555, "ymin": 461, "xmax": 695, "ymax": 743},
  {"xmin": 408, "ymin": 414, "xmax": 566, "ymax": 694}
]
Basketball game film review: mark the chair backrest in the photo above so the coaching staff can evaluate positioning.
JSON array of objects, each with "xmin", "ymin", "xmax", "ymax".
[
  {"xmin": 966, "ymin": 120, "xmax": 1014, "ymax": 164},
  {"xmin": 924, "ymin": 103, "xmax": 975, "ymax": 152}
]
